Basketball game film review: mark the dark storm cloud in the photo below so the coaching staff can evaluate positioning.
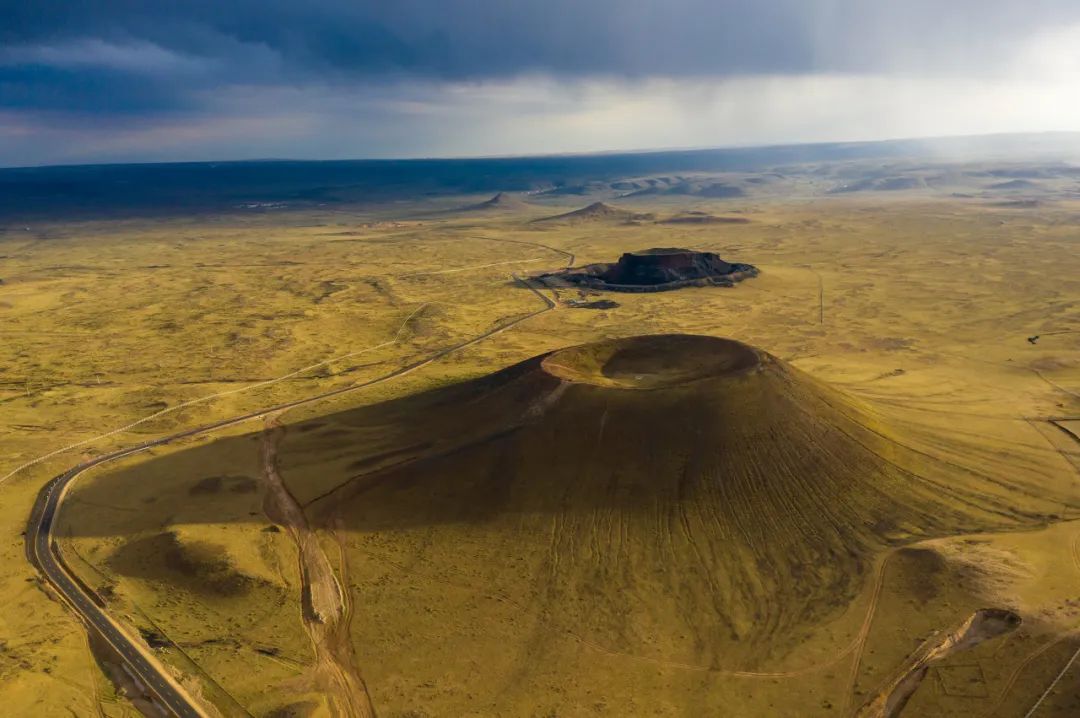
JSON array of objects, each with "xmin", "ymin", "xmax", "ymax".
[
  {"xmin": 0, "ymin": 1, "xmax": 807, "ymax": 83},
  {"xmin": 3, "ymin": 0, "xmax": 1080, "ymax": 165},
  {"xmin": 4, "ymin": 1, "xmax": 1080, "ymax": 93},
  {"xmin": 0, "ymin": 64, "xmax": 194, "ymax": 113}
]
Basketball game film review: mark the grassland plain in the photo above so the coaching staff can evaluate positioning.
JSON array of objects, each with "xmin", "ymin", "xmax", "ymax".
[{"xmin": 2, "ymin": 193, "xmax": 1079, "ymax": 717}]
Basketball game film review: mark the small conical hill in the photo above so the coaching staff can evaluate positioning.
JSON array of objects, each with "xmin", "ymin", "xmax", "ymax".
[
  {"xmin": 456, "ymin": 191, "xmax": 531, "ymax": 212},
  {"xmin": 534, "ymin": 201, "xmax": 646, "ymax": 223},
  {"xmin": 300, "ymin": 334, "xmax": 1042, "ymax": 668}
]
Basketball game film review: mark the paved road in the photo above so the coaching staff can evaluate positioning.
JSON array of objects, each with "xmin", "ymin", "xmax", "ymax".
[
  {"xmin": 23, "ymin": 272, "xmax": 557, "ymax": 717},
  {"xmin": 27, "ymin": 452, "xmax": 206, "ymax": 718}
]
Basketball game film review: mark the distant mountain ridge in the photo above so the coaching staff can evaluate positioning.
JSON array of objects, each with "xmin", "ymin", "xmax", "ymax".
[{"xmin": 4, "ymin": 132, "xmax": 1080, "ymax": 219}]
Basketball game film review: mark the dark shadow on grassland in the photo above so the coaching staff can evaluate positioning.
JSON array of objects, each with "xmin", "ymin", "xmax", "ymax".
[
  {"xmin": 59, "ymin": 334, "xmax": 1080, "ymax": 660},
  {"xmin": 63, "ymin": 335, "xmax": 1073, "ymax": 543},
  {"xmin": 106, "ymin": 530, "xmax": 274, "ymax": 599}
]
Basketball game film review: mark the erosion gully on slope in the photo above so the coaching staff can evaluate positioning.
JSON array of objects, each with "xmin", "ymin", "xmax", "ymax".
[{"xmin": 260, "ymin": 415, "xmax": 375, "ymax": 718}]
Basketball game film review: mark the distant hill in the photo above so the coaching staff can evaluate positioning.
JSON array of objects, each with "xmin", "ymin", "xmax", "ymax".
[
  {"xmin": 534, "ymin": 201, "xmax": 652, "ymax": 223},
  {"xmin": 5, "ymin": 131, "xmax": 1080, "ymax": 219},
  {"xmin": 989, "ymin": 199, "xmax": 1044, "ymax": 208},
  {"xmin": 658, "ymin": 210, "xmax": 750, "ymax": 225},
  {"xmin": 453, "ymin": 192, "xmax": 532, "ymax": 212},
  {"xmin": 624, "ymin": 179, "xmax": 746, "ymax": 198},
  {"xmin": 830, "ymin": 175, "xmax": 928, "ymax": 193}
]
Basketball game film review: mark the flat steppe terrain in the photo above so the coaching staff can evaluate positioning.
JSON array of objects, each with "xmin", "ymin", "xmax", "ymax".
[{"xmin": 1, "ymin": 182, "xmax": 1079, "ymax": 716}]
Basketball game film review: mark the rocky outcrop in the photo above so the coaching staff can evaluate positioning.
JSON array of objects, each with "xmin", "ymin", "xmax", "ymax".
[{"xmin": 539, "ymin": 247, "xmax": 757, "ymax": 292}]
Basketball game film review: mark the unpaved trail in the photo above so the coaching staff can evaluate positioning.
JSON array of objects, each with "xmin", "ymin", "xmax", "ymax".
[
  {"xmin": 844, "ymin": 553, "xmax": 890, "ymax": 714},
  {"xmin": 1022, "ymin": 641, "xmax": 1080, "ymax": 718},
  {"xmin": 991, "ymin": 629, "xmax": 1080, "ymax": 715},
  {"xmin": 260, "ymin": 417, "xmax": 374, "ymax": 718}
]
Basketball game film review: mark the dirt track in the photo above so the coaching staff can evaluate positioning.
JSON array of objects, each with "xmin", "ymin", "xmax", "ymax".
[
  {"xmin": 844, "ymin": 553, "xmax": 890, "ymax": 713},
  {"xmin": 992, "ymin": 630, "xmax": 1079, "ymax": 715},
  {"xmin": 260, "ymin": 417, "xmax": 374, "ymax": 718}
]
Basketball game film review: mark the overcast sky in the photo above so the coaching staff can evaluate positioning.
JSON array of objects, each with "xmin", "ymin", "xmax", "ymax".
[{"xmin": 3, "ymin": 1, "xmax": 1080, "ymax": 166}]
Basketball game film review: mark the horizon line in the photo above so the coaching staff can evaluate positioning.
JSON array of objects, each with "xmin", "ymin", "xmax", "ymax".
[{"xmin": 4, "ymin": 129, "xmax": 1080, "ymax": 172}]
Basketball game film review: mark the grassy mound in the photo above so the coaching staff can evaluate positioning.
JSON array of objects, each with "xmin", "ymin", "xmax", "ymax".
[
  {"xmin": 534, "ymin": 201, "xmax": 651, "ymax": 223},
  {"xmin": 297, "ymin": 334, "xmax": 1049, "ymax": 674},
  {"xmin": 454, "ymin": 192, "xmax": 532, "ymax": 212}
]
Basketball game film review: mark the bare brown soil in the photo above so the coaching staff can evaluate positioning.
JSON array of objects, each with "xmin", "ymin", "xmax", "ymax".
[{"xmin": 259, "ymin": 418, "xmax": 374, "ymax": 718}]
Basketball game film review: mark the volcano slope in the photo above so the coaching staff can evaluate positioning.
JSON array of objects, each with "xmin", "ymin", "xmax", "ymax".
[{"xmin": 247, "ymin": 333, "xmax": 1067, "ymax": 715}]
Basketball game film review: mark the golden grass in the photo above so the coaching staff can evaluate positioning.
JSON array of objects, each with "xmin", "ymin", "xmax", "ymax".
[{"xmin": 2, "ymin": 195, "xmax": 1079, "ymax": 716}]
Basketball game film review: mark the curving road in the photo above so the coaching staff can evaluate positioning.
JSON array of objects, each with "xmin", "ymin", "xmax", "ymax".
[
  {"xmin": 27, "ymin": 451, "xmax": 206, "ymax": 717},
  {"xmin": 23, "ymin": 269, "xmax": 559, "ymax": 718}
]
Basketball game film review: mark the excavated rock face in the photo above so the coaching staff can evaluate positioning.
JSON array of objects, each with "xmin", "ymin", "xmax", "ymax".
[{"xmin": 540, "ymin": 247, "xmax": 757, "ymax": 292}]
